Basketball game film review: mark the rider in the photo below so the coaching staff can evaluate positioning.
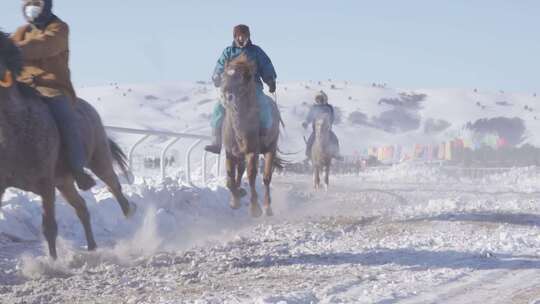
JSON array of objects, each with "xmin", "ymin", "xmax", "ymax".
[
  {"xmin": 204, "ymin": 24, "xmax": 277, "ymax": 154},
  {"xmin": 303, "ymin": 91, "xmax": 343, "ymax": 161},
  {"xmin": 11, "ymin": 0, "xmax": 96, "ymax": 190}
]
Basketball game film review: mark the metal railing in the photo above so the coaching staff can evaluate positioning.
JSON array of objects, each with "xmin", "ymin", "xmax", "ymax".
[{"xmin": 105, "ymin": 126, "xmax": 220, "ymax": 185}]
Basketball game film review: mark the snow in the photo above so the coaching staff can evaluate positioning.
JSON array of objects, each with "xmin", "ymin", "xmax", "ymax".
[
  {"xmin": 2, "ymin": 82, "xmax": 540, "ymax": 303},
  {"xmin": 77, "ymin": 81, "xmax": 540, "ymax": 164}
]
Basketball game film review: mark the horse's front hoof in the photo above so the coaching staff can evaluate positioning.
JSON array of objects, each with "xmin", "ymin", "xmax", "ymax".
[
  {"xmin": 230, "ymin": 198, "xmax": 241, "ymax": 210},
  {"xmin": 125, "ymin": 201, "xmax": 137, "ymax": 219},
  {"xmin": 250, "ymin": 203, "xmax": 263, "ymax": 218},
  {"xmin": 264, "ymin": 206, "xmax": 274, "ymax": 217},
  {"xmin": 88, "ymin": 243, "xmax": 97, "ymax": 252},
  {"xmin": 238, "ymin": 188, "xmax": 247, "ymax": 198}
]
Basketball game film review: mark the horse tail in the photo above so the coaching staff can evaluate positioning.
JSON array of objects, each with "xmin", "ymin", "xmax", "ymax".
[
  {"xmin": 273, "ymin": 154, "xmax": 286, "ymax": 170},
  {"xmin": 108, "ymin": 139, "xmax": 131, "ymax": 182},
  {"xmin": 272, "ymin": 150, "xmax": 293, "ymax": 171}
]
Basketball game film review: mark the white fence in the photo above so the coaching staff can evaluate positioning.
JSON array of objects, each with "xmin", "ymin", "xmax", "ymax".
[{"xmin": 105, "ymin": 126, "xmax": 221, "ymax": 185}]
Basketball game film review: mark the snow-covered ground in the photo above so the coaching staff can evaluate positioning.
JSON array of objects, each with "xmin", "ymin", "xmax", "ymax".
[
  {"xmin": 2, "ymin": 169, "xmax": 540, "ymax": 303},
  {"xmin": 2, "ymin": 82, "xmax": 540, "ymax": 303}
]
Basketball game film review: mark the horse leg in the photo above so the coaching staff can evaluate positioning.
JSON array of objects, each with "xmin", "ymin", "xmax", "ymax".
[
  {"xmin": 90, "ymin": 153, "xmax": 136, "ymax": 218},
  {"xmin": 247, "ymin": 153, "xmax": 262, "ymax": 218},
  {"xmin": 236, "ymin": 160, "xmax": 247, "ymax": 198},
  {"xmin": 263, "ymin": 151, "xmax": 275, "ymax": 217},
  {"xmin": 314, "ymin": 165, "xmax": 320, "ymax": 190},
  {"xmin": 38, "ymin": 182, "xmax": 58, "ymax": 259},
  {"xmin": 0, "ymin": 188, "xmax": 4, "ymax": 208},
  {"xmin": 226, "ymin": 155, "xmax": 241, "ymax": 209},
  {"xmin": 57, "ymin": 180, "xmax": 97, "ymax": 251},
  {"xmin": 324, "ymin": 161, "xmax": 330, "ymax": 191}
]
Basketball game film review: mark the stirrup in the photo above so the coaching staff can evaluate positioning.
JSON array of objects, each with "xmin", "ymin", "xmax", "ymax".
[{"xmin": 204, "ymin": 144, "xmax": 221, "ymax": 154}]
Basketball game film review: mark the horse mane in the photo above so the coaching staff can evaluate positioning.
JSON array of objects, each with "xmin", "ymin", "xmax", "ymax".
[
  {"xmin": 226, "ymin": 53, "xmax": 256, "ymax": 77},
  {"xmin": 0, "ymin": 30, "xmax": 23, "ymax": 77},
  {"xmin": 0, "ymin": 30, "xmax": 43, "ymax": 99}
]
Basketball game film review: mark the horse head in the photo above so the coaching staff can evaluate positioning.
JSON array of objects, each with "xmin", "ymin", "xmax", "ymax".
[
  {"xmin": 0, "ymin": 31, "xmax": 22, "ymax": 95},
  {"xmin": 220, "ymin": 54, "xmax": 256, "ymax": 113}
]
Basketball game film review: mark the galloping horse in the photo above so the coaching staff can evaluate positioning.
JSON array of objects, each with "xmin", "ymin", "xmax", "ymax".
[
  {"xmin": 220, "ymin": 54, "xmax": 282, "ymax": 217},
  {"xmin": 0, "ymin": 31, "xmax": 136, "ymax": 259},
  {"xmin": 311, "ymin": 113, "xmax": 334, "ymax": 190}
]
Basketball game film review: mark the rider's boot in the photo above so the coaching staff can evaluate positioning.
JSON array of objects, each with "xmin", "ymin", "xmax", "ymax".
[{"xmin": 204, "ymin": 127, "xmax": 222, "ymax": 154}]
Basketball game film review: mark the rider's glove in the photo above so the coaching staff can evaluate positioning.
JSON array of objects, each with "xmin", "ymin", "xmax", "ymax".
[
  {"xmin": 302, "ymin": 122, "xmax": 308, "ymax": 129},
  {"xmin": 268, "ymin": 80, "xmax": 276, "ymax": 93},
  {"xmin": 212, "ymin": 74, "xmax": 221, "ymax": 88}
]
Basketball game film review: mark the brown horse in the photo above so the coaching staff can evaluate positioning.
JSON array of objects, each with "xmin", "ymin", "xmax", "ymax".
[
  {"xmin": 0, "ymin": 31, "xmax": 136, "ymax": 259},
  {"xmin": 311, "ymin": 113, "xmax": 334, "ymax": 190},
  {"xmin": 220, "ymin": 54, "xmax": 282, "ymax": 217}
]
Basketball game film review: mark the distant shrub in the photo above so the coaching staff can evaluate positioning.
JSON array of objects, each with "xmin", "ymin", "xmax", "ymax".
[
  {"xmin": 372, "ymin": 109, "xmax": 421, "ymax": 133},
  {"xmin": 424, "ymin": 118, "xmax": 451, "ymax": 134},
  {"xmin": 378, "ymin": 92, "xmax": 426, "ymax": 110},
  {"xmin": 496, "ymin": 101, "xmax": 512, "ymax": 107},
  {"xmin": 466, "ymin": 117, "xmax": 526, "ymax": 146},
  {"xmin": 348, "ymin": 111, "xmax": 369, "ymax": 125},
  {"xmin": 145, "ymin": 95, "xmax": 159, "ymax": 101}
]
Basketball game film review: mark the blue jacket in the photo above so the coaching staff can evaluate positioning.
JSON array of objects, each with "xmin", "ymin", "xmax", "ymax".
[
  {"xmin": 213, "ymin": 41, "xmax": 277, "ymax": 91},
  {"xmin": 306, "ymin": 104, "xmax": 335, "ymax": 125}
]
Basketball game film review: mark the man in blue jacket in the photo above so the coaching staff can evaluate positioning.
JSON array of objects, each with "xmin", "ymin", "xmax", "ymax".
[
  {"xmin": 303, "ymin": 91, "xmax": 343, "ymax": 161},
  {"xmin": 205, "ymin": 24, "xmax": 277, "ymax": 154}
]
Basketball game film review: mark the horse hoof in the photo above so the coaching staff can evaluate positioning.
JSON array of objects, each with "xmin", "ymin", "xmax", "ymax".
[
  {"xmin": 265, "ymin": 206, "xmax": 274, "ymax": 217},
  {"xmin": 250, "ymin": 204, "xmax": 263, "ymax": 218},
  {"xmin": 88, "ymin": 243, "xmax": 97, "ymax": 251},
  {"xmin": 230, "ymin": 199, "xmax": 241, "ymax": 210},
  {"xmin": 125, "ymin": 201, "xmax": 137, "ymax": 219},
  {"xmin": 238, "ymin": 188, "xmax": 247, "ymax": 198}
]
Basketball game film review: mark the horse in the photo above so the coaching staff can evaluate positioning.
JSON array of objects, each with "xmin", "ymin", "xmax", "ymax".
[
  {"xmin": 220, "ymin": 54, "xmax": 282, "ymax": 217},
  {"xmin": 0, "ymin": 31, "xmax": 136, "ymax": 259},
  {"xmin": 310, "ymin": 113, "xmax": 334, "ymax": 190}
]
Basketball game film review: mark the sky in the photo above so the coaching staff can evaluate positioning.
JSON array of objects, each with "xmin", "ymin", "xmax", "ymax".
[{"xmin": 2, "ymin": 0, "xmax": 539, "ymax": 92}]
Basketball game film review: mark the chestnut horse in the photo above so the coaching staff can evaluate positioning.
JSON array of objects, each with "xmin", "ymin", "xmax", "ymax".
[
  {"xmin": 0, "ymin": 31, "xmax": 136, "ymax": 259},
  {"xmin": 220, "ymin": 55, "xmax": 282, "ymax": 217}
]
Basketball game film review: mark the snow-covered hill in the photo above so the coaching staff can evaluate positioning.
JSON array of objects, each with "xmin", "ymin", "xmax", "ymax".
[{"xmin": 78, "ymin": 81, "xmax": 540, "ymax": 163}]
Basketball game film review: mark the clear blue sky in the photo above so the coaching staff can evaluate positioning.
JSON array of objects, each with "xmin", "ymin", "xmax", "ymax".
[{"xmin": 2, "ymin": 0, "xmax": 539, "ymax": 91}]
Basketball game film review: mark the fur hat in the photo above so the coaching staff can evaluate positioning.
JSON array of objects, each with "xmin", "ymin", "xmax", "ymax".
[
  {"xmin": 315, "ymin": 91, "xmax": 328, "ymax": 104},
  {"xmin": 233, "ymin": 24, "xmax": 250, "ymax": 38}
]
